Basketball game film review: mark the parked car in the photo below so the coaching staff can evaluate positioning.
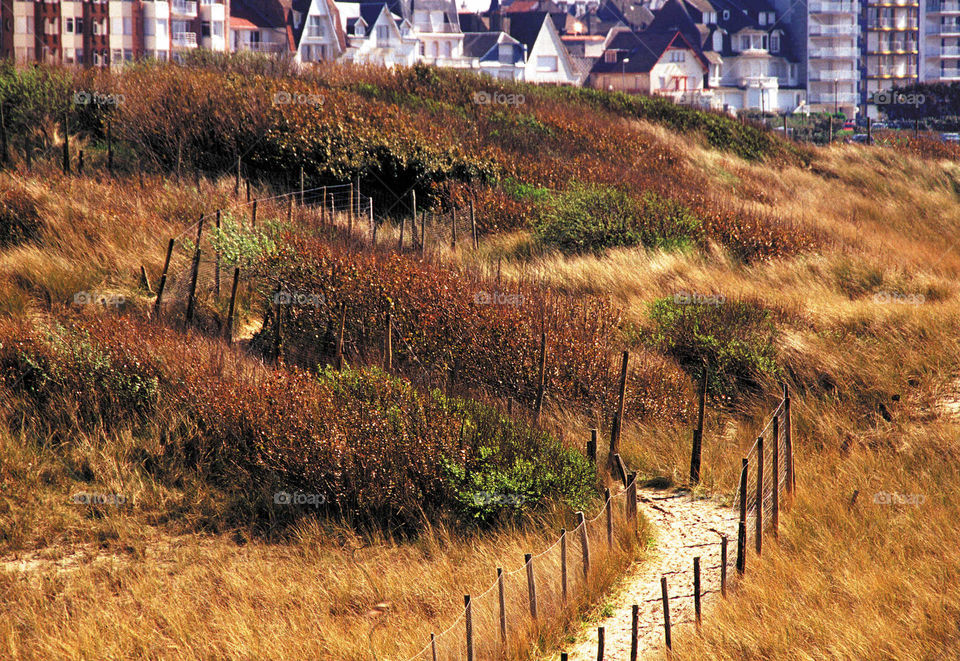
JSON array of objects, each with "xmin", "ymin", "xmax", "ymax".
[
  {"xmin": 850, "ymin": 133, "xmax": 870, "ymax": 143},
  {"xmin": 942, "ymin": 133, "xmax": 960, "ymax": 143},
  {"xmin": 871, "ymin": 121, "xmax": 889, "ymax": 130},
  {"xmin": 842, "ymin": 119, "xmax": 856, "ymax": 130}
]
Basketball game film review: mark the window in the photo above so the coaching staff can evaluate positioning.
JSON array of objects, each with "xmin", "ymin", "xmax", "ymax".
[
  {"xmin": 740, "ymin": 35, "xmax": 750, "ymax": 50},
  {"xmin": 499, "ymin": 44, "xmax": 513, "ymax": 62},
  {"xmin": 157, "ymin": 20, "xmax": 167, "ymax": 38},
  {"xmin": 771, "ymin": 33, "xmax": 780, "ymax": 52},
  {"xmin": 376, "ymin": 25, "xmax": 389, "ymax": 46},
  {"xmin": 212, "ymin": 21, "xmax": 223, "ymax": 37},
  {"xmin": 144, "ymin": 19, "xmax": 154, "ymax": 36},
  {"xmin": 65, "ymin": 18, "xmax": 74, "ymax": 33},
  {"xmin": 723, "ymin": 10, "xmax": 730, "ymax": 20},
  {"xmin": 537, "ymin": 55, "xmax": 558, "ymax": 71},
  {"xmin": 761, "ymin": 34, "xmax": 768, "ymax": 49},
  {"xmin": 442, "ymin": 41, "xmax": 451, "ymax": 57},
  {"xmin": 112, "ymin": 49, "xmax": 123, "ymax": 63},
  {"xmin": 759, "ymin": 12, "xmax": 767, "ymax": 25},
  {"xmin": 201, "ymin": 21, "xmax": 210, "ymax": 38},
  {"xmin": 308, "ymin": 16, "xmax": 324, "ymax": 37},
  {"xmin": 76, "ymin": 18, "xmax": 84, "ymax": 34},
  {"xmin": 668, "ymin": 49, "xmax": 685, "ymax": 62},
  {"xmin": 604, "ymin": 50, "xmax": 617, "ymax": 63}
]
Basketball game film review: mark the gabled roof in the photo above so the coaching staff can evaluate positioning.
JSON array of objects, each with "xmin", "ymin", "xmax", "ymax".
[
  {"xmin": 646, "ymin": 0, "xmax": 704, "ymax": 48},
  {"xmin": 591, "ymin": 29, "xmax": 709, "ymax": 73},
  {"xmin": 462, "ymin": 31, "xmax": 523, "ymax": 59},
  {"xmin": 285, "ymin": 0, "xmax": 348, "ymax": 53},
  {"xmin": 231, "ymin": 0, "xmax": 289, "ymax": 29},
  {"xmin": 504, "ymin": 11, "xmax": 550, "ymax": 52}
]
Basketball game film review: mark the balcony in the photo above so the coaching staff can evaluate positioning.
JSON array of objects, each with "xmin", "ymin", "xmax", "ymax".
[
  {"xmin": 172, "ymin": 31, "xmax": 197, "ymax": 47},
  {"xmin": 930, "ymin": 23, "xmax": 960, "ymax": 33},
  {"xmin": 809, "ymin": 0, "xmax": 858, "ymax": 11},
  {"xmin": 927, "ymin": 0, "xmax": 960, "ymax": 9},
  {"xmin": 809, "ymin": 92, "xmax": 859, "ymax": 104},
  {"xmin": 866, "ymin": 41, "xmax": 919, "ymax": 52},
  {"xmin": 810, "ymin": 69, "xmax": 858, "ymax": 80},
  {"xmin": 809, "ymin": 23, "xmax": 858, "ymax": 35},
  {"xmin": 171, "ymin": 1, "xmax": 197, "ymax": 16},
  {"xmin": 865, "ymin": 19, "xmax": 919, "ymax": 29},
  {"xmin": 941, "ymin": 67, "xmax": 960, "ymax": 75},
  {"xmin": 868, "ymin": 65, "xmax": 915, "ymax": 76},
  {"xmin": 937, "ymin": 46, "xmax": 960, "ymax": 55},
  {"xmin": 809, "ymin": 46, "xmax": 859, "ymax": 57}
]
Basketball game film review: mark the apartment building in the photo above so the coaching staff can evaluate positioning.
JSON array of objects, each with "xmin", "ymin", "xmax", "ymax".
[
  {"xmin": 922, "ymin": 0, "xmax": 960, "ymax": 82},
  {"xmin": 803, "ymin": 0, "xmax": 860, "ymax": 116},
  {"xmin": 861, "ymin": 0, "xmax": 919, "ymax": 112},
  {"xmin": 0, "ymin": 0, "xmax": 229, "ymax": 66}
]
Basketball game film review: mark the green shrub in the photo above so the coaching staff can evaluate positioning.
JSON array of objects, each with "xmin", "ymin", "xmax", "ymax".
[
  {"xmin": 647, "ymin": 297, "xmax": 781, "ymax": 398},
  {"xmin": 533, "ymin": 185, "xmax": 702, "ymax": 253}
]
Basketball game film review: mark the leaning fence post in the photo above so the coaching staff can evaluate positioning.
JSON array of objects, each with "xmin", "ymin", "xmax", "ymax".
[
  {"xmin": 605, "ymin": 488, "xmax": 613, "ymax": 547},
  {"xmin": 560, "ymin": 528, "xmax": 568, "ymax": 603},
  {"xmin": 597, "ymin": 626, "xmax": 605, "ymax": 661},
  {"xmin": 587, "ymin": 428, "xmax": 598, "ymax": 465},
  {"xmin": 610, "ymin": 350, "xmax": 628, "ymax": 472},
  {"xmin": 661, "ymin": 576, "xmax": 672, "ymax": 651},
  {"xmin": 630, "ymin": 603, "xmax": 639, "ymax": 661},
  {"xmin": 737, "ymin": 458, "xmax": 748, "ymax": 575},
  {"xmin": 153, "ymin": 238, "xmax": 175, "ymax": 319},
  {"xmin": 464, "ymin": 594, "xmax": 474, "ymax": 661},
  {"xmin": 497, "ymin": 567, "xmax": 506, "ymax": 645},
  {"xmin": 773, "ymin": 415, "xmax": 780, "ymax": 538},
  {"xmin": 690, "ymin": 360, "xmax": 708, "ymax": 484},
  {"xmin": 184, "ymin": 247, "xmax": 201, "ymax": 325},
  {"xmin": 225, "ymin": 267, "xmax": 240, "ymax": 343},
  {"xmin": 756, "ymin": 435, "xmax": 764, "ymax": 555},
  {"xmin": 534, "ymin": 332, "xmax": 547, "ymax": 420},
  {"xmin": 430, "ymin": 633, "xmax": 437, "ymax": 661},
  {"xmin": 628, "ymin": 472, "xmax": 637, "ymax": 522},
  {"xmin": 525, "ymin": 553, "xmax": 538, "ymax": 620},
  {"xmin": 694, "ymin": 556, "xmax": 702, "ymax": 629},
  {"xmin": 720, "ymin": 534, "xmax": 728, "ymax": 597},
  {"xmin": 577, "ymin": 511, "xmax": 590, "ymax": 579},
  {"xmin": 398, "ymin": 215, "xmax": 405, "ymax": 252},
  {"xmin": 252, "ymin": 199, "xmax": 258, "ymax": 228}
]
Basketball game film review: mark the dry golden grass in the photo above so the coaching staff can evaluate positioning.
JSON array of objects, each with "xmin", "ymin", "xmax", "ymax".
[{"xmin": 5, "ymin": 112, "xmax": 960, "ymax": 661}]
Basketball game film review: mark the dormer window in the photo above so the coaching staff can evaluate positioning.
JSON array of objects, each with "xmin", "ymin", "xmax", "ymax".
[
  {"xmin": 771, "ymin": 32, "xmax": 780, "ymax": 52},
  {"xmin": 355, "ymin": 24, "xmax": 365, "ymax": 36},
  {"xmin": 604, "ymin": 50, "xmax": 617, "ymax": 63},
  {"xmin": 759, "ymin": 13, "xmax": 767, "ymax": 25}
]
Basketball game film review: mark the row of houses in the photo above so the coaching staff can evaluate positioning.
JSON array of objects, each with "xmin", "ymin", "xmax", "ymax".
[{"xmin": 0, "ymin": 0, "xmax": 950, "ymax": 117}]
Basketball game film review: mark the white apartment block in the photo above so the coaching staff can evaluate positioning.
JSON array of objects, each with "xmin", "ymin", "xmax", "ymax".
[
  {"xmin": 806, "ymin": 0, "xmax": 860, "ymax": 116},
  {"xmin": 922, "ymin": 0, "xmax": 960, "ymax": 81}
]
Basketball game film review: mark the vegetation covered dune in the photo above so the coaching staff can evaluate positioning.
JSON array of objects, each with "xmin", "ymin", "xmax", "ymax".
[{"xmin": 0, "ymin": 57, "xmax": 959, "ymax": 659}]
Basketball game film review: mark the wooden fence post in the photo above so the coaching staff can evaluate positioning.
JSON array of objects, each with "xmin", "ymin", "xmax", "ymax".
[
  {"xmin": 225, "ymin": 267, "xmax": 240, "ymax": 343},
  {"xmin": 349, "ymin": 183, "xmax": 354, "ymax": 227},
  {"xmin": 321, "ymin": 187, "xmax": 327, "ymax": 223},
  {"xmin": 77, "ymin": 149, "xmax": 84, "ymax": 175},
  {"xmin": 215, "ymin": 210, "xmax": 221, "ymax": 298},
  {"xmin": 587, "ymin": 429, "xmax": 598, "ymax": 465},
  {"xmin": 252, "ymin": 199, "xmax": 258, "ymax": 228},
  {"xmin": 605, "ymin": 488, "xmax": 613, "ymax": 547},
  {"xmin": 577, "ymin": 511, "xmax": 590, "ymax": 579},
  {"xmin": 245, "ymin": 179, "xmax": 250, "ymax": 203},
  {"xmin": 369, "ymin": 198, "xmax": 374, "ymax": 246},
  {"xmin": 694, "ymin": 556, "xmax": 702, "ymax": 628},
  {"xmin": 299, "ymin": 166, "xmax": 305, "ymax": 205},
  {"xmin": 756, "ymin": 436, "xmax": 764, "ymax": 555},
  {"xmin": 398, "ymin": 215, "xmax": 405, "ymax": 252},
  {"xmin": 534, "ymin": 332, "xmax": 547, "ymax": 420},
  {"xmin": 153, "ymin": 238, "xmax": 175, "ymax": 319},
  {"xmin": 430, "ymin": 633, "xmax": 437, "ymax": 661},
  {"xmin": 560, "ymin": 528, "xmax": 568, "ymax": 603},
  {"xmin": 497, "ymin": 567, "xmax": 506, "ymax": 645},
  {"xmin": 772, "ymin": 415, "xmax": 780, "ymax": 538},
  {"xmin": 597, "ymin": 626, "xmax": 605, "ymax": 661},
  {"xmin": 661, "ymin": 576, "xmax": 672, "ymax": 651},
  {"xmin": 411, "ymin": 190, "xmax": 417, "ymax": 236},
  {"xmin": 384, "ymin": 310, "xmax": 392, "ymax": 372},
  {"xmin": 235, "ymin": 156, "xmax": 240, "ymax": 196},
  {"xmin": 690, "ymin": 361, "xmax": 708, "ymax": 484},
  {"xmin": 720, "ymin": 534, "xmax": 728, "ymax": 597},
  {"xmin": 737, "ymin": 458, "xmax": 747, "ymax": 575},
  {"xmin": 525, "ymin": 553, "xmax": 538, "ymax": 620},
  {"xmin": 451, "ymin": 207, "xmax": 457, "ymax": 248},
  {"xmin": 629, "ymin": 603, "xmax": 639, "ymax": 661},
  {"xmin": 470, "ymin": 199, "xmax": 478, "ymax": 249},
  {"xmin": 184, "ymin": 247, "xmax": 201, "ymax": 325},
  {"xmin": 464, "ymin": 595, "xmax": 474, "ymax": 661},
  {"xmin": 610, "ymin": 350, "xmax": 629, "ymax": 471},
  {"xmin": 784, "ymin": 383, "xmax": 794, "ymax": 494},
  {"xmin": 628, "ymin": 472, "xmax": 637, "ymax": 522},
  {"xmin": 612, "ymin": 453, "xmax": 627, "ymax": 488}
]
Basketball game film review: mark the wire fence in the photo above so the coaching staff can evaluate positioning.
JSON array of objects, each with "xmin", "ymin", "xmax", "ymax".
[{"xmin": 400, "ymin": 478, "xmax": 640, "ymax": 661}]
